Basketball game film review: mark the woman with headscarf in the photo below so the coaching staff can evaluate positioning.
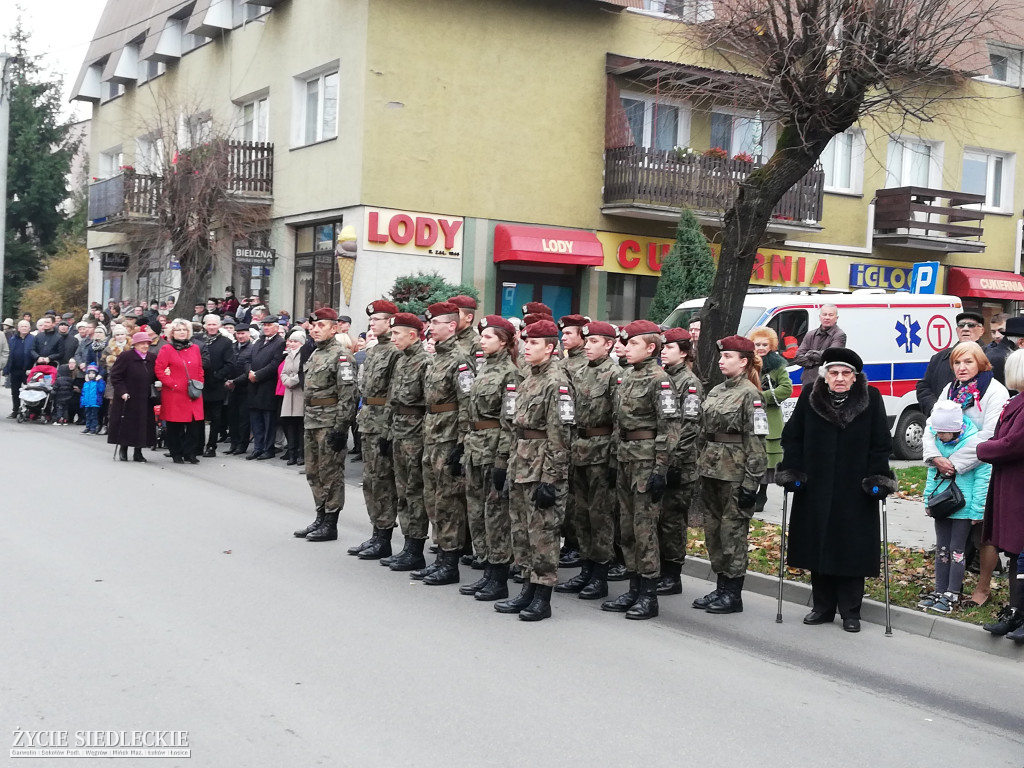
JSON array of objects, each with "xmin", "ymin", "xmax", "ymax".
[
  {"xmin": 107, "ymin": 331, "xmax": 158, "ymax": 462},
  {"xmin": 155, "ymin": 318, "xmax": 205, "ymax": 464},
  {"xmin": 749, "ymin": 327, "xmax": 793, "ymax": 512},
  {"xmin": 277, "ymin": 329, "xmax": 307, "ymax": 465}
]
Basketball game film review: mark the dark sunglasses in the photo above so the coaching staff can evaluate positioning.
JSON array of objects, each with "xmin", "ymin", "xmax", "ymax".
[{"xmin": 956, "ymin": 321, "xmax": 980, "ymax": 329}]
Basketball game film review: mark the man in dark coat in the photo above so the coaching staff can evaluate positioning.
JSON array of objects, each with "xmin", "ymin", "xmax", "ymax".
[
  {"xmin": 984, "ymin": 313, "xmax": 1016, "ymax": 387},
  {"xmin": 225, "ymin": 324, "xmax": 255, "ymax": 454},
  {"xmin": 107, "ymin": 332, "xmax": 158, "ymax": 461},
  {"xmin": 31, "ymin": 316, "xmax": 65, "ymax": 365},
  {"xmin": 246, "ymin": 317, "xmax": 286, "ymax": 459},
  {"xmin": 5, "ymin": 320, "xmax": 35, "ymax": 416},
  {"xmin": 792, "ymin": 304, "xmax": 846, "ymax": 386},
  {"xmin": 776, "ymin": 347, "xmax": 896, "ymax": 633},
  {"xmin": 916, "ymin": 311, "xmax": 985, "ymax": 416},
  {"xmin": 199, "ymin": 315, "xmax": 236, "ymax": 458}
]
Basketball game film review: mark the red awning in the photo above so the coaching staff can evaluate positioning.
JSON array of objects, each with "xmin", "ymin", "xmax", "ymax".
[
  {"xmin": 946, "ymin": 267, "xmax": 1024, "ymax": 302},
  {"xmin": 493, "ymin": 224, "xmax": 604, "ymax": 266}
]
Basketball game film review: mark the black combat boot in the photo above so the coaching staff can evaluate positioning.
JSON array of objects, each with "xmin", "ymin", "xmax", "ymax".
[
  {"xmin": 495, "ymin": 582, "xmax": 536, "ymax": 614},
  {"xmin": 305, "ymin": 512, "xmax": 339, "ymax": 542},
  {"xmin": 475, "ymin": 564, "xmax": 509, "ymax": 601},
  {"xmin": 348, "ymin": 527, "xmax": 377, "ymax": 555},
  {"xmin": 511, "ymin": 564, "xmax": 525, "ymax": 583},
  {"xmin": 423, "ymin": 550, "xmax": 461, "ymax": 586},
  {"xmin": 601, "ymin": 574, "xmax": 640, "ymax": 613},
  {"xmin": 555, "ymin": 560, "xmax": 594, "ymax": 593},
  {"xmin": 625, "ymin": 577, "xmax": 660, "ymax": 620},
  {"xmin": 579, "ymin": 561, "xmax": 609, "ymax": 600},
  {"xmin": 983, "ymin": 606, "xmax": 1024, "ymax": 635},
  {"xmin": 692, "ymin": 574, "xmax": 726, "ymax": 609},
  {"xmin": 705, "ymin": 576, "xmax": 744, "ymax": 614},
  {"xmin": 559, "ymin": 547, "xmax": 582, "ymax": 569},
  {"xmin": 460, "ymin": 563, "xmax": 492, "ymax": 595},
  {"xmin": 358, "ymin": 527, "xmax": 394, "ymax": 560},
  {"xmin": 519, "ymin": 585, "xmax": 553, "ymax": 622},
  {"xmin": 293, "ymin": 507, "xmax": 325, "ymax": 538},
  {"xmin": 607, "ymin": 563, "xmax": 628, "ymax": 581},
  {"xmin": 656, "ymin": 561, "xmax": 683, "ymax": 596},
  {"xmin": 411, "ymin": 551, "xmax": 444, "ymax": 580},
  {"xmin": 754, "ymin": 484, "xmax": 768, "ymax": 514},
  {"xmin": 388, "ymin": 538, "xmax": 427, "ymax": 571}
]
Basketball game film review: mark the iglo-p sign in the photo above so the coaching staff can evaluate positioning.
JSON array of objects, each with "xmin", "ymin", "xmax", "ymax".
[{"xmin": 911, "ymin": 262, "xmax": 939, "ymax": 294}]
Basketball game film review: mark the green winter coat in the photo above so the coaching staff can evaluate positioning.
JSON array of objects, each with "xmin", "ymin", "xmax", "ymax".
[{"xmin": 758, "ymin": 351, "xmax": 793, "ymax": 470}]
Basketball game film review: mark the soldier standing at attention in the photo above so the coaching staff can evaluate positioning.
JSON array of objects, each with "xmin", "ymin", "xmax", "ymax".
[
  {"xmin": 381, "ymin": 313, "xmax": 430, "ymax": 572},
  {"xmin": 292, "ymin": 308, "xmax": 359, "ymax": 542},
  {"xmin": 555, "ymin": 321, "xmax": 620, "ymax": 600},
  {"xmin": 657, "ymin": 328, "xmax": 703, "ymax": 596},
  {"xmin": 692, "ymin": 335, "xmax": 767, "ymax": 614},
  {"xmin": 495, "ymin": 318, "xmax": 572, "ymax": 622},
  {"xmin": 601, "ymin": 320, "xmax": 681, "ymax": 620},
  {"xmin": 459, "ymin": 315, "xmax": 523, "ymax": 602},
  {"xmin": 415, "ymin": 302, "xmax": 473, "ymax": 586},
  {"xmin": 348, "ymin": 300, "xmax": 401, "ymax": 560},
  {"xmin": 449, "ymin": 295, "xmax": 481, "ymax": 358},
  {"xmin": 557, "ymin": 314, "xmax": 589, "ymax": 570}
]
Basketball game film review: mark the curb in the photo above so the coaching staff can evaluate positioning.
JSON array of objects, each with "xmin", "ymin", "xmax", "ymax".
[{"xmin": 681, "ymin": 557, "xmax": 1024, "ymax": 661}]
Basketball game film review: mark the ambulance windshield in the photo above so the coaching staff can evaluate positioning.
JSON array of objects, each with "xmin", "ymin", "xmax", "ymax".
[{"xmin": 662, "ymin": 305, "xmax": 768, "ymax": 334}]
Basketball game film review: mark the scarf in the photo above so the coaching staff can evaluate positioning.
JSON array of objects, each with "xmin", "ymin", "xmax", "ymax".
[
  {"xmin": 829, "ymin": 390, "xmax": 849, "ymax": 408},
  {"xmin": 171, "ymin": 338, "xmax": 192, "ymax": 351},
  {"xmin": 949, "ymin": 371, "xmax": 994, "ymax": 410}
]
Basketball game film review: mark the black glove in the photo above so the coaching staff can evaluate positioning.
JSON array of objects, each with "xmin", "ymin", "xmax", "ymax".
[
  {"xmin": 781, "ymin": 479, "xmax": 804, "ymax": 494},
  {"xmin": 736, "ymin": 487, "xmax": 757, "ymax": 510},
  {"xmin": 666, "ymin": 466, "xmax": 682, "ymax": 489},
  {"xmin": 862, "ymin": 475, "xmax": 897, "ymax": 500},
  {"xmin": 327, "ymin": 428, "xmax": 347, "ymax": 452},
  {"xmin": 532, "ymin": 482, "xmax": 557, "ymax": 509},
  {"xmin": 492, "ymin": 467, "xmax": 507, "ymax": 493},
  {"xmin": 378, "ymin": 437, "xmax": 392, "ymax": 457},
  {"xmin": 646, "ymin": 473, "xmax": 666, "ymax": 503},
  {"xmin": 446, "ymin": 444, "xmax": 464, "ymax": 477}
]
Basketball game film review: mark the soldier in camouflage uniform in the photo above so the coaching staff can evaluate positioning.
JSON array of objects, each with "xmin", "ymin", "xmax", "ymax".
[
  {"xmin": 556, "ymin": 314, "xmax": 589, "ymax": 570},
  {"xmin": 414, "ymin": 301, "xmax": 473, "ymax": 586},
  {"xmin": 449, "ymin": 294, "xmax": 482, "ymax": 358},
  {"xmin": 291, "ymin": 308, "xmax": 359, "ymax": 542},
  {"xmin": 459, "ymin": 315, "xmax": 522, "ymax": 601},
  {"xmin": 381, "ymin": 313, "xmax": 431, "ymax": 572},
  {"xmin": 657, "ymin": 327, "xmax": 704, "ymax": 595},
  {"xmin": 555, "ymin": 321, "xmax": 619, "ymax": 600},
  {"xmin": 495, "ymin": 318, "xmax": 572, "ymax": 622},
  {"xmin": 692, "ymin": 335, "xmax": 767, "ymax": 615},
  {"xmin": 348, "ymin": 300, "xmax": 401, "ymax": 560},
  {"xmin": 601, "ymin": 320, "xmax": 681, "ymax": 620}
]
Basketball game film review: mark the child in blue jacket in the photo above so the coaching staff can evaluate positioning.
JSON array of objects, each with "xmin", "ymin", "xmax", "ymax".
[
  {"xmin": 919, "ymin": 401, "xmax": 992, "ymax": 615},
  {"xmin": 80, "ymin": 364, "xmax": 106, "ymax": 434}
]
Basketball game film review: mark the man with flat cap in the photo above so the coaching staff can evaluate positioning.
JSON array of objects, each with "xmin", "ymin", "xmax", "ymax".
[
  {"xmin": 448, "ymin": 295, "xmax": 481, "ymax": 358},
  {"xmin": 917, "ymin": 310, "xmax": 986, "ymax": 416},
  {"xmin": 1001, "ymin": 315, "xmax": 1024, "ymax": 353}
]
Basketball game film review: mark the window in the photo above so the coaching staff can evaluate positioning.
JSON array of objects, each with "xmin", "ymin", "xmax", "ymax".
[
  {"xmin": 767, "ymin": 309, "xmax": 809, "ymax": 349},
  {"xmin": 607, "ymin": 273, "xmax": 659, "ymax": 326},
  {"xmin": 233, "ymin": 0, "xmax": 269, "ymax": 24},
  {"xmin": 103, "ymin": 80, "xmax": 125, "ymax": 102},
  {"xmin": 136, "ymin": 59, "xmax": 164, "ymax": 85},
  {"xmin": 240, "ymin": 96, "xmax": 269, "ymax": 141},
  {"xmin": 643, "ymin": 0, "xmax": 714, "ymax": 21},
  {"xmin": 710, "ymin": 110, "xmax": 776, "ymax": 160},
  {"xmin": 182, "ymin": 33, "xmax": 208, "ymax": 54},
  {"xmin": 294, "ymin": 222, "xmax": 342, "ymax": 317},
  {"xmin": 962, "ymin": 149, "xmax": 1014, "ymax": 212},
  {"xmin": 982, "ymin": 43, "xmax": 1023, "ymax": 86},
  {"xmin": 298, "ymin": 70, "xmax": 339, "ymax": 145},
  {"xmin": 135, "ymin": 136, "xmax": 165, "ymax": 174},
  {"xmin": 819, "ymin": 129, "xmax": 864, "ymax": 194},
  {"xmin": 885, "ymin": 137, "xmax": 941, "ymax": 188},
  {"xmin": 98, "ymin": 148, "xmax": 124, "ymax": 179},
  {"xmin": 179, "ymin": 114, "xmax": 213, "ymax": 150},
  {"xmin": 619, "ymin": 92, "xmax": 689, "ymax": 152}
]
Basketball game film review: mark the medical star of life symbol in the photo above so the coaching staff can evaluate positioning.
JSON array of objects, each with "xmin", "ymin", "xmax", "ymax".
[{"xmin": 895, "ymin": 314, "xmax": 922, "ymax": 353}]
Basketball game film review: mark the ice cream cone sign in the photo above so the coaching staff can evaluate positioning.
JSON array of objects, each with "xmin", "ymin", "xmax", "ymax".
[{"xmin": 336, "ymin": 224, "xmax": 358, "ymax": 306}]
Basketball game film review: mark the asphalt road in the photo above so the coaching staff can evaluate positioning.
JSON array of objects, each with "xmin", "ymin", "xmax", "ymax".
[{"xmin": 2, "ymin": 416, "xmax": 1023, "ymax": 768}]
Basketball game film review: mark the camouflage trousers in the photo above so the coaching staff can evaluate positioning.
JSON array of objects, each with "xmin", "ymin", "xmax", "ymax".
[
  {"xmin": 701, "ymin": 477, "xmax": 753, "ymax": 578},
  {"xmin": 509, "ymin": 481, "xmax": 565, "ymax": 587},
  {"xmin": 393, "ymin": 438, "xmax": 428, "ymax": 539},
  {"xmin": 617, "ymin": 459, "xmax": 661, "ymax": 579},
  {"xmin": 422, "ymin": 440, "xmax": 467, "ymax": 552},
  {"xmin": 465, "ymin": 460, "xmax": 512, "ymax": 564},
  {"xmin": 304, "ymin": 427, "xmax": 346, "ymax": 512},
  {"xmin": 660, "ymin": 475, "xmax": 696, "ymax": 565},
  {"xmin": 560, "ymin": 466, "xmax": 580, "ymax": 550},
  {"xmin": 361, "ymin": 432, "xmax": 397, "ymax": 530},
  {"xmin": 572, "ymin": 463, "xmax": 616, "ymax": 564}
]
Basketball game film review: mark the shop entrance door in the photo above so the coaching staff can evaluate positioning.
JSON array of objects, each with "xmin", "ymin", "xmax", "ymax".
[{"xmin": 497, "ymin": 264, "xmax": 579, "ymax": 319}]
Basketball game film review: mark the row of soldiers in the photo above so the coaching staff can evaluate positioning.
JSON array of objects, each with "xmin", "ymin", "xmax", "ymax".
[{"xmin": 293, "ymin": 296, "xmax": 767, "ymax": 623}]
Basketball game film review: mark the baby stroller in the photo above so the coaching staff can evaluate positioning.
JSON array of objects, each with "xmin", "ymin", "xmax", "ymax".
[{"xmin": 19, "ymin": 365, "xmax": 57, "ymax": 423}]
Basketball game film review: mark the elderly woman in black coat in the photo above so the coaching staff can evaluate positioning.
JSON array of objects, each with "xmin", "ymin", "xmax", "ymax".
[
  {"xmin": 775, "ymin": 347, "xmax": 896, "ymax": 633},
  {"xmin": 107, "ymin": 331, "xmax": 158, "ymax": 462}
]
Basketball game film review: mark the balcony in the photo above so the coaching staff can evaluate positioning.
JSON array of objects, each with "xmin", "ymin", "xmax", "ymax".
[
  {"xmin": 602, "ymin": 147, "xmax": 825, "ymax": 230},
  {"xmin": 873, "ymin": 187, "xmax": 985, "ymax": 253},
  {"xmin": 88, "ymin": 140, "xmax": 274, "ymax": 231}
]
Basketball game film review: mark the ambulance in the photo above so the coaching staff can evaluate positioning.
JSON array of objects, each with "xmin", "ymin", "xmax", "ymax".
[{"xmin": 663, "ymin": 290, "xmax": 964, "ymax": 460}]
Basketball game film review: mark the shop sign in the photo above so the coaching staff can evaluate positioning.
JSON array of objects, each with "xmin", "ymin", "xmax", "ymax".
[
  {"xmin": 363, "ymin": 206, "xmax": 463, "ymax": 258},
  {"xmin": 100, "ymin": 252, "xmax": 130, "ymax": 272},
  {"xmin": 848, "ymin": 263, "xmax": 913, "ymax": 291},
  {"xmin": 233, "ymin": 247, "xmax": 276, "ymax": 266}
]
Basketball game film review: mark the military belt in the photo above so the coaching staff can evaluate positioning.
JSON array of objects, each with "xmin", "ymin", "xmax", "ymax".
[
  {"xmin": 395, "ymin": 405, "xmax": 426, "ymax": 415},
  {"xmin": 427, "ymin": 402, "xmax": 458, "ymax": 414},
  {"xmin": 710, "ymin": 432, "xmax": 743, "ymax": 443},
  {"xmin": 622, "ymin": 429, "xmax": 656, "ymax": 441},
  {"xmin": 473, "ymin": 420, "xmax": 501, "ymax": 431},
  {"xmin": 579, "ymin": 426, "xmax": 613, "ymax": 437},
  {"xmin": 518, "ymin": 429, "xmax": 546, "ymax": 439},
  {"xmin": 309, "ymin": 397, "xmax": 338, "ymax": 407},
  {"xmin": 364, "ymin": 396, "xmax": 387, "ymax": 406}
]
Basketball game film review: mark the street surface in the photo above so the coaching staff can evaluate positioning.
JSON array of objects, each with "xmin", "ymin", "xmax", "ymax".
[{"xmin": 2, "ymin": 390, "xmax": 1022, "ymax": 768}]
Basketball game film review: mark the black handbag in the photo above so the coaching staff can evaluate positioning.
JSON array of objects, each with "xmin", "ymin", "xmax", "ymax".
[
  {"xmin": 187, "ymin": 379, "xmax": 204, "ymax": 400},
  {"xmin": 926, "ymin": 477, "xmax": 966, "ymax": 519}
]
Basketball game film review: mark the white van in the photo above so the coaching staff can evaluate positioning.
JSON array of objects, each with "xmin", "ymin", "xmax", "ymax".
[{"xmin": 663, "ymin": 290, "xmax": 964, "ymax": 459}]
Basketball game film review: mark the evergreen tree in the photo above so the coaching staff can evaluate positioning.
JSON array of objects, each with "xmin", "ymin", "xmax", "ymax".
[
  {"xmin": 647, "ymin": 208, "xmax": 716, "ymax": 324},
  {"xmin": 389, "ymin": 272, "xmax": 479, "ymax": 316}
]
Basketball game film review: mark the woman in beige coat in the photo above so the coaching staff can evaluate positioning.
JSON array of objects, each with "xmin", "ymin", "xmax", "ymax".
[{"xmin": 277, "ymin": 330, "xmax": 306, "ymax": 465}]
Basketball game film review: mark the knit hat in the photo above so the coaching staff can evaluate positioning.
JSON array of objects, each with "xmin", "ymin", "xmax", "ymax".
[
  {"xmin": 130, "ymin": 332, "xmax": 150, "ymax": 346},
  {"xmin": 931, "ymin": 401, "xmax": 964, "ymax": 433},
  {"xmin": 821, "ymin": 347, "xmax": 864, "ymax": 373},
  {"xmin": 86, "ymin": 363, "xmax": 99, "ymax": 372}
]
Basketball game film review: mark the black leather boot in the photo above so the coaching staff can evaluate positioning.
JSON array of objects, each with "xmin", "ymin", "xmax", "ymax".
[
  {"xmin": 706, "ymin": 576, "xmax": 744, "ymax": 614},
  {"xmin": 305, "ymin": 512, "xmax": 339, "ymax": 542},
  {"xmin": 423, "ymin": 551, "xmax": 461, "ymax": 586},
  {"xmin": 555, "ymin": 560, "xmax": 594, "ymax": 593},
  {"xmin": 520, "ymin": 585, "xmax": 553, "ymax": 622},
  {"xmin": 692, "ymin": 574, "xmax": 726, "ymax": 609},
  {"xmin": 625, "ymin": 577, "xmax": 660, "ymax": 620},
  {"xmin": 132, "ymin": 448, "xmax": 147, "ymax": 463},
  {"xmin": 983, "ymin": 605, "xmax": 1024, "ymax": 635},
  {"xmin": 656, "ymin": 560, "xmax": 683, "ymax": 596},
  {"xmin": 348, "ymin": 528, "xmax": 377, "ymax": 555},
  {"xmin": 294, "ymin": 507, "xmax": 325, "ymax": 538},
  {"xmin": 411, "ymin": 552, "xmax": 444, "ymax": 580},
  {"xmin": 118, "ymin": 445, "xmax": 129, "ymax": 462},
  {"xmin": 607, "ymin": 563, "xmax": 628, "ymax": 581},
  {"xmin": 579, "ymin": 561, "xmax": 609, "ymax": 600},
  {"xmin": 388, "ymin": 538, "xmax": 427, "ymax": 571},
  {"xmin": 511, "ymin": 564, "xmax": 525, "ymax": 583},
  {"xmin": 601, "ymin": 574, "xmax": 640, "ymax": 613},
  {"xmin": 495, "ymin": 581, "xmax": 536, "ymax": 614},
  {"xmin": 358, "ymin": 527, "xmax": 394, "ymax": 560},
  {"xmin": 475, "ymin": 563, "xmax": 509, "ymax": 601},
  {"xmin": 559, "ymin": 548, "xmax": 582, "ymax": 568},
  {"xmin": 460, "ymin": 563, "xmax": 491, "ymax": 595},
  {"xmin": 754, "ymin": 484, "xmax": 768, "ymax": 514}
]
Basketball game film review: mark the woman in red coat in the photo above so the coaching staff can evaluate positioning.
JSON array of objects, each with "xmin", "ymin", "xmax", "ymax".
[{"xmin": 155, "ymin": 318, "xmax": 205, "ymax": 464}]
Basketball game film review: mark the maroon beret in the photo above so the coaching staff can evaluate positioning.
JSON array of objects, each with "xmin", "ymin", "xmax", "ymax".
[
  {"xmin": 390, "ymin": 313, "xmax": 424, "ymax": 332},
  {"xmin": 522, "ymin": 313, "xmax": 550, "ymax": 327},
  {"xmin": 448, "ymin": 295, "xmax": 478, "ymax": 310},
  {"xmin": 478, "ymin": 315, "xmax": 515, "ymax": 335},
  {"xmin": 366, "ymin": 300, "xmax": 398, "ymax": 316},
  {"xmin": 663, "ymin": 328, "xmax": 692, "ymax": 344},
  {"xmin": 717, "ymin": 334, "xmax": 756, "ymax": 353},
  {"xmin": 425, "ymin": 302, "xmax": 460, "ymax": 320},
  {"xmin": 523, "ymin": 319, "xmax": 560, "ymax": 339},
  {"xmin": 558, "ymin": 314, "xmax": 590, "ymax": 329},
  {"xmin": 310, "ymin": 308, "xmax": 338, "ymax": 322},
  {"xmin": 619, "ymin": 319, "xmax": 663, "ymax": 341},
  {"xmin": 581, "ymin": 321, "xmax": 618, "ymax": 338},
  {"xmin": 522, "ymin": 302, "xmax": 552, "ymax": 317}
]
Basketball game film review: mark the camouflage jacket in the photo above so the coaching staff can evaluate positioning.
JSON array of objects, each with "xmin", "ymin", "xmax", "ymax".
[
  {"xmin": 697, "ymin": 374, "xmax": 767, "ymax": 491},
  {"xmin": 561, "ymin": 346, "xmax": 588, "ymax": 382},
  {"xmin": 665, "ymin": 362, "xmax": 703, "ymax": 479},
  {"xmin": 571, "ymin": 355, "xmax": 619, "ymax": 467},
  {"xmin": 454, "ymin": 326, "xmax": 482, "ymax": 358},
  {"xmin": 355, "ymin": 333, "xmax": 400, "ymax": 437},
  {"xmin": 616, "ymin": 357, "xmax": 681, "ymax": 476},
  {"xmin": 509, "ymin": 357, "xmax": 572, "ymax": 485},
  {"xmin": 303, "ymin": 335, "xmax": 359, "ymax": 430},
  {"xmin": 388, "ymin": 340, "xmax": 430, "ymax": 441},
  {"xmin": 462, "ymin": 348, "xmax": 522, "ymax": 469},
  {"xmin": 424, "ymin": 335, "xmax": 472, "ymax": 446}
]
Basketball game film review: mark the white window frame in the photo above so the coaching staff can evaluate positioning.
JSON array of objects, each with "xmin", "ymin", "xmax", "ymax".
[
  {"xmin": 884, "ymin": 136, "xmax": 943, "ymax": 189},
  {"xmin": 135, "ymin": 135, "xmax": 165, "ymax": 175},
  {"xmin": 819, "ymin": 129, "xmax": 865, "ymax": 195},
  {"xmin": 643, "ymin": 0, "xmax": 714, "ymax": 21},
  {"xmin": 233, "ymin": 0, "xmax": 269, "ymax": 25},
  {"xmin": 292, "ymin": 63, "xmax": 340, "ymax": 147},
  {"xmin": 98, "ymin": 147, "xmax": 124, "ymax": 179},
  {"xmin": 978, "ymin": 42, "xmax": 1024, "ymax": 86},
  {"xmin": 619, "ymin": 90, "xmax": 691, "ymax": 152},
  {"xmin": 178, "ymin": 112, "xmax": 213, "ymax": 151},
  {"xmin": 709, "ymin": 107, "xmax": 777, "ymax": 161},
  {"xmin": 962, "ymin": 147, "xmax": 1015, "ymax": 213},
  {"xmin": 237, "ymin": 94, "xmax": 270, "ymax": 142}
]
